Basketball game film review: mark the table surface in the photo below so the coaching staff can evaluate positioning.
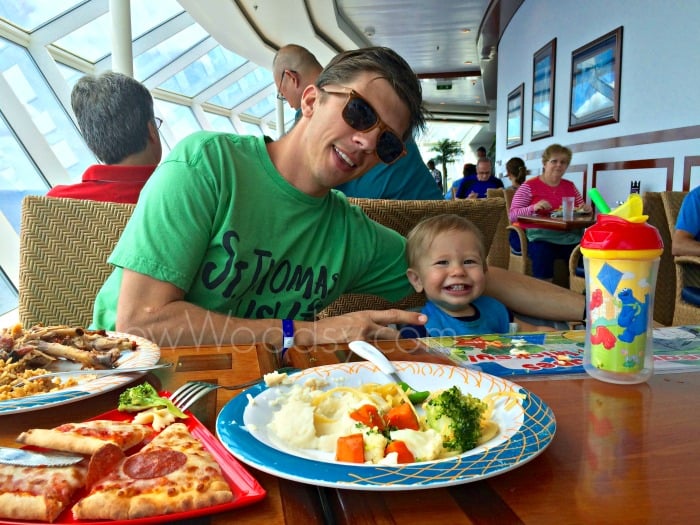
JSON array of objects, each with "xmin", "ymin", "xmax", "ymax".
[
  {"xmin": 517, "ymin": 213, "xmax": 595, "ymax": 231},
  {"xmin": 2, "ymin": 336, "xmax": 699, "ymax": 524}
]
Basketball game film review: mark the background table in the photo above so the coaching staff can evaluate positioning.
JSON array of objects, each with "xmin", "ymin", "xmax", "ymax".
[{"xmin": 517, "ymin": 213, "xmax": 594, "ymax": 231}]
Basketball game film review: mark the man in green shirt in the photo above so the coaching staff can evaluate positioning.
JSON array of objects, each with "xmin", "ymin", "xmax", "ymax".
[{"xmin": 93, "ymin": 47, "xmax": 583, "ymax": 348}]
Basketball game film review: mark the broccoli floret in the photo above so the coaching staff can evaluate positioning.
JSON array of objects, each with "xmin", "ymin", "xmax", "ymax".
[
  {"xmin": 423, "ymin": 385, "xmax": 486, "ymax": 452},
  {"xmin": 118, "ymin": 382, "xmax": 187, "ymax": 419}
]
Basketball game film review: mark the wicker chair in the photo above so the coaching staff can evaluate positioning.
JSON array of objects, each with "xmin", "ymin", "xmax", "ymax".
[
  {"xmin": 317, "ymin": 197, "xmax": 505, "ymax": 318},
  {"xmin": 660, "ymin": 191, "xmax": 700, "ymax": 326},
  {"xmin": 19, "ymin": 196, "xmax": 135, "ymax": 327},
  {"xmin": 485, "ymin": 188, "xmax": 510, "ymax": 269},
  {"xmin": 568, "ymin": 192, "xmax": 677, "ymax": 326}
]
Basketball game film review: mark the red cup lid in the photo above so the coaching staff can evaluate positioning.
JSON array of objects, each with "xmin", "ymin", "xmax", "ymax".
[{"xmin": 581, "ymin": 214, "xmax": 663, "ymax": 250}]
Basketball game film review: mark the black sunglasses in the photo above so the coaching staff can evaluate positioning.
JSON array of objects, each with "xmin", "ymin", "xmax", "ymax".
[{"xmin": 320, "ymin": 88, "xmax": 407, "ymax": 165}]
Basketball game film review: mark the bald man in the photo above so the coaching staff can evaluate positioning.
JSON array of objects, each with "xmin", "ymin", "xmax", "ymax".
[{"xmin": 272, "ymin": 44, "xmax": 323, "ymax": 113}]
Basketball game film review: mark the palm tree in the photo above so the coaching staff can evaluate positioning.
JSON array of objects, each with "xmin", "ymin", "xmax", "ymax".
[{"xmin": 429, "ymin": 139, "xmax": 463, "ymax": 190}]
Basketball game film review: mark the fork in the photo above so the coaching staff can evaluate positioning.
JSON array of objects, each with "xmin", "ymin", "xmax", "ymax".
[
  {"xmin": 170, "ymin": 366, "xmax": 299, "ymax": 412},
  {"xmin": 13, "ymin": 363, "xmax": 173, "ymax": 387}
]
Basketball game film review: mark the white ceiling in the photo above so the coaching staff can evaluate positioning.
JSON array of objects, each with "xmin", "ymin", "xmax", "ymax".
[{"xmin": 177, "ymin": 0, "xmax": 519, "ymax": 128}]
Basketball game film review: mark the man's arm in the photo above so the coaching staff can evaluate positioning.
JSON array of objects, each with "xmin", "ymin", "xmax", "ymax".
[
  {"xmin": 115, "ymin": 269, "xmax": 427, "ymax": 348},
  {"xmin": 485, "ymin": 267, "xmax": 585, "ymax": 322},
  {"xmin": 672, "ymin": 229, "xmax": 700, "ymax": 256}
]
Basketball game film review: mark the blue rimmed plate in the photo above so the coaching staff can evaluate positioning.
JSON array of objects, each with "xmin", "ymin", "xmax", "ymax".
[
  {"xmin": 216, "ymin": 361, "xmax": 556, "ymax": 491},
  {"xmin": 0, "ymin": 332, "xmax": 160, "ymax": 415}
]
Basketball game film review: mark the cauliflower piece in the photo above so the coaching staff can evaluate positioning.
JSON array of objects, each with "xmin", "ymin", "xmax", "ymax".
[
  {"xmin": 362, "ymin": 429, "xmax": 388, "ymax": 464},
  {"xmin": 390, "ymin": 428, "xmax": 444, "ymax": 462},
  {"xmin": 263, "ymin": 370, "xmax": 289, "ymax": 387},
  {"xmin": 133, "ymin": 407, "xmax": 176, "ymax": 431}
]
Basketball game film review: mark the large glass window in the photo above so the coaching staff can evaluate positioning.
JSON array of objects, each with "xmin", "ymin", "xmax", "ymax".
[
  {"xmin": 54, "ymin": 1, "xmax": 184, "ymax": 63},
  {"xmin": 0, "ymin": 267, "xmax": 17, "ymax": 317},
  {"xmin": 135, "ymin": 24, "xmax": 208, "ymax": 81},
  {"xmin": 0, "ymin": 39, "xmax": 94, "ymax": 180},
  {"xmin": 0, "ymin": 1, "xmax": 82, "ymax": 32},
  {"xmin": 159, "ymin": 45, "xmax": 247, "ymax": 97}
]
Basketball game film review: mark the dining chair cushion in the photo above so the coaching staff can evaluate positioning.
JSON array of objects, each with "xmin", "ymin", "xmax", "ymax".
[{"xmin": 681, "ymin": 286, "xmax": 700, "ymax": 306}]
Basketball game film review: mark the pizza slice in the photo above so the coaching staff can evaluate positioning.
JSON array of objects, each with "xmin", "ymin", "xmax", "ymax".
[
  {"xmin": 72, "ymin": 422, "xmax": 234, "ymax": 520},
  {"xmin": 16, "ymin": 419, "xmax": 151, "ymax": 455},
  {"xmin": 0, "ymin": 462, "xmax": 87, "ymax": 522},
  {"xmin": 0, "ymin": 438, "xmax": 126, "ymax": 523}
]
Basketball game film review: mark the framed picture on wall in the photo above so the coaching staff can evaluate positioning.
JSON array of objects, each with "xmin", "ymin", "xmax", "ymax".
[
  {"xmin": 568, "ymin": 26, "xmax": 623, "ymax": 131},
  {"xmin": 531, "ymin": 38, "xmax": 556, "ymax": 141},
  {"xmin": 506, "ymin": 83, "xmax": 524, "ymax": 148}
]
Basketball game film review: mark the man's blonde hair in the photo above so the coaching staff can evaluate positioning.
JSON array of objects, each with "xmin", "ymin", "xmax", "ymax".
[{"xmin": 405, "ymin": 214, "xmax": 486, "ymax": 269}]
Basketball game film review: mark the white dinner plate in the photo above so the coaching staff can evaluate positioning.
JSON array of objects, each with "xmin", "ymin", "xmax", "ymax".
[
  {"xmin": 0, "ymin": 332, "xmax": 160, "ymax": 415},
  {"xmin": 216, "ymin": 361, "xmax": 556, "ymax": 491}
]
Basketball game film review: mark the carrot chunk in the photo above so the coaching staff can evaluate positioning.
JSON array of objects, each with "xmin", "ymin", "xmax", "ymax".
[
  {"xmin": 385, "ymin": 402, "xmax": 420, "ymax": 430},
  {"xmin": 336, "ymin": 433, "xmax": 365, "ymax": 463},
  {"xmin": 385, "ymin": 440, "xmax": 415, "ymax": 463},
  {"xmin": 349, "ymin": 404, "xmax": 385, "ymax": 431}
]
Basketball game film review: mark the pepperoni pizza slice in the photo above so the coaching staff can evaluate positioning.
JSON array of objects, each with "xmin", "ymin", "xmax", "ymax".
[
  {"xmin": 16, "ymin": 419, "xmax": 151, "ymax": 455},
  {"xmin": 72, "ymin": 422, "xmax": 234, "ymax": 520}
]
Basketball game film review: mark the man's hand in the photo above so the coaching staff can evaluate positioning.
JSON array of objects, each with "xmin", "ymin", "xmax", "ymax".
[{"xmin": 296, "ymin": 309, "xmax": 427, "ymax": 345}]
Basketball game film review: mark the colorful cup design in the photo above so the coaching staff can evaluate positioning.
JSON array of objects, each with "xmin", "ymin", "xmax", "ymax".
[{"xmin": 580, "ymin": 211, "xmax": 663, "ymax": 383}]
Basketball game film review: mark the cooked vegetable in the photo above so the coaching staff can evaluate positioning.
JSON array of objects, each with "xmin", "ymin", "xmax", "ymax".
[
  {"xmin": 350, "ymin": 404, "xmax": 386, "ymax": 431},
  {"xmin": 385, "ymin": 440, "xmax": 415, "ymax": 463},
  {"xmin": 385, "ymin": 402, "xmax": 420, "ymax": 430},
  {"xmin": 336, "ymin": 433, "xmax": 365, "ymax": 463},
  {"xmin": 399, "ymin": 382, "xmax": 430, "ymax": 404},
  {"xmin": 423, "ymin": 385, "xmax": 486, "ymax": 452},
  {"xmin": 118, "ymin": 382, "xmax": 187, "ymax": 418}
]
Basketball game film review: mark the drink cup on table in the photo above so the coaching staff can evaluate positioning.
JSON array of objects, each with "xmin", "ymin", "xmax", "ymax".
[
  {"xmin": 561, "ymin": 196, "xmax": 575, "ymax": 220},
  {"xmin": 581, "ymin": 194, "xmax": 663, "ymax": 384}
]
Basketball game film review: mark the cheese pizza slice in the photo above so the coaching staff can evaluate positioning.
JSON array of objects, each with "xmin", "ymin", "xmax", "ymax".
[
  {"xmin": 72, "ymin": 422, "xmax": 233, "ymax": 520},
  {"xmin": 0, "ymin": 461, "xmax": 87, "ymax": 522},
  {"xmin": 16, "ymin": 419, "xmax": 151, "ymax": 455}
]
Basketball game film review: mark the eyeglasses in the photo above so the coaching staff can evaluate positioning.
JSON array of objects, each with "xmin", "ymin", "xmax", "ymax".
[
  {"xmin": 154, "ymin": 117, "xmax": 163, "ymax": 129},
  {"xmin": 320, "ymin": 88, "xmax": 406, "ymax": 165},
  {"xmin": 276, "ymin": 69, "xmax": 297, "ymax": 102}
]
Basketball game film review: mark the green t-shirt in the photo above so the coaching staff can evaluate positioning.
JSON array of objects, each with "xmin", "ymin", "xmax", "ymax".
[{"xmin": 92, "ymin": 132, "xmax": 412, "ymax": 329}]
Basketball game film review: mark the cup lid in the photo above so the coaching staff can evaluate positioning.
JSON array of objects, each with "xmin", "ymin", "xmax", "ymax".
[{"xmin": 581, "ymin": 214, "xmax": 663, "ymax": 251}]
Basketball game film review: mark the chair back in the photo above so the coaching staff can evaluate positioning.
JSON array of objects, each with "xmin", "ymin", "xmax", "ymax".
[
  {"xmin": 19, "ymin": 196, "xmax": 135, "ymax": 327},
  {"xmin": 660, "ymin": 191, "xmax": 699, "ymax": 325},
  {"xmin": 317, "ymin": 197, "xmax": 505, "ymax": 317},
  {"xmin": 485, "ymin": 188, "xmax": 510, "ymax": 269},
  {"xmin": 643, "ymin": 192, "xmax": 677, "ymax": 325}
]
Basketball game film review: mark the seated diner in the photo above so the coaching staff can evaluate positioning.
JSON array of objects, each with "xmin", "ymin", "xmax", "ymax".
[{"xmin": 508, "ymin": 144, "xmax": 592, "ymax": 281}]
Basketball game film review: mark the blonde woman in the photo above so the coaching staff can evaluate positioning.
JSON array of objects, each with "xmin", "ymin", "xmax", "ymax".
[{"xmin": 508, "ymin": 144, "xmax": 591, "ymax": 281}]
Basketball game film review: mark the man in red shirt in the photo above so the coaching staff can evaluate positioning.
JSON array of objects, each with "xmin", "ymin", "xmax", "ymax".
[{"xmin": 47, "ymin": 72, "xmax": 162, "ymax": 203}]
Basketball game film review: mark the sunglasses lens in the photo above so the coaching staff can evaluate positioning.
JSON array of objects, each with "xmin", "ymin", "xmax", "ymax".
[
  {"xmin": 376, "ymin": 131, "xmax": 405, "ymax": 164},
  {"xmin": 339, "ymin": 91, "xmax": 405, "ymax": 164},
  {"xmin": 343, "ymin": 96, "xmax": 377, "ymax": 131}
]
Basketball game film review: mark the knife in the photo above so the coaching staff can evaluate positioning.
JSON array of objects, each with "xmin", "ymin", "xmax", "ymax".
[{"xmin": 0, "ymin": 447, "xmax": 84, "ymax": 467}]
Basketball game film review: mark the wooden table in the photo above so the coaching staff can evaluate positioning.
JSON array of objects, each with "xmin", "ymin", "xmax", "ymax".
[
  {"xmin": 517, "ymin": 213, "xmax": 595, "ymax": 231},
  {"xmin": 2, "ymin": 338, "xmax": 699, "ymax": 524}
]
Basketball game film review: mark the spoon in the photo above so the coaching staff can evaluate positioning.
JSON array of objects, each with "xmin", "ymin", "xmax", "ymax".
[{"xmin": 348, "ymin": 341, "xmax": 429, "ymax": 403}]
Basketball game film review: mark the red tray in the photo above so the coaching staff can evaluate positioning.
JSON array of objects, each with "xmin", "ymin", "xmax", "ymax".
[{"xmin": 1, "ymin": 402, "xmax": 266, "ymax": 524}]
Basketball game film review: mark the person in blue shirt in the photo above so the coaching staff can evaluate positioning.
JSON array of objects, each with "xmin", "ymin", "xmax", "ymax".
[
  {"xmin": 400, "ymin": 214, "xmax": 544, "ymax": 337},
  {"xmin": 456, "ymin": 158, "xmax": 503, "ymax": 199},
  {"xmin": 673, "ymin": 185, "xmax": 700, "ymax": 256},
  {"xmin": 445, "ymin": 163, "xmax": 476, "ymax": 200},
  {"xmin": 335, "ymin": 138, "xmax": 443, "ymax": 200}
]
